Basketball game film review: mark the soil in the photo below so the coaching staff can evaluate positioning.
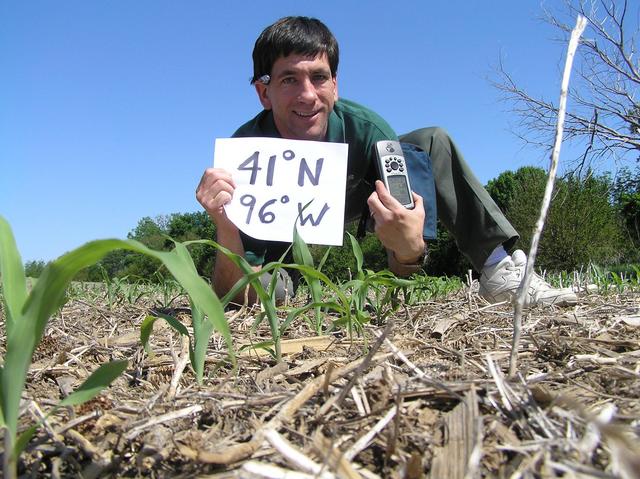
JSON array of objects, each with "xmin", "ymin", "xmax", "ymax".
[{"xmin": 3, "ymin": 286, "xmax": 640, "ymax": 478}]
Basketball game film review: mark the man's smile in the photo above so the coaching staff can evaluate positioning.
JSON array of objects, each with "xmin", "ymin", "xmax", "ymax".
[{"xmin": 294, "ymin": 109, "xmax": 321, "ymax": 118}]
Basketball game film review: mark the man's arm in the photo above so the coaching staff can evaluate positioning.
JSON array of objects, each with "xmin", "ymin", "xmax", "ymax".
[
  {"xmin": 367, "ymin": 180, "xmax": 426, "ymax": 276},
  {"xmin": 196, "ymin": 167, "xmax": 259, "ymax": 304}
]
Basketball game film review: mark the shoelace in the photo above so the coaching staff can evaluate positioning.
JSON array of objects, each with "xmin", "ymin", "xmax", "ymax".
[
  {"xmin": 504, "ymin": 263, "xmax": 523, "ymax": 279},
  {"xmin": 511, "ymin": 263, "xmax": 553, "ymax": 289}
]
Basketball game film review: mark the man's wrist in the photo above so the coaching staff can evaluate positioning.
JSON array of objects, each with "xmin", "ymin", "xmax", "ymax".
[
  {"xmin": 387, "ymin": 243, "xmax": 428, "ymax": 277},
  {"xmin": 393, "ymin": 240, "xmax": 427, "ymax": 265}
]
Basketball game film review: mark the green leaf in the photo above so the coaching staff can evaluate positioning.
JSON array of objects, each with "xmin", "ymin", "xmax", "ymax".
[
  {"xmin": 140, "ymin": 315, "xmax": 158, "ymax": 353},
  {"xmin": 293, "ymin": 228, "xmax": 325, "ymax": 333},
  {"xmin": 7, "ymin": 360, "xmax": 128, "ymax": 465},
  {"xmin": 138, "ymin": 243, "xmax": 232, "ymax": 382},
  {"xmin": 188, "ymin": 297, "xmax": 213, "ymax": 380},
  {"xmin": 281, "ymin": 300, "xmax": 344, "ymax": 334},
  {"xmin": 188, "ymin": 239, "xmax": 284, "ymax": 360},
  {"xmin": 12, "ymin": 424, "xmax": 39, "ymax": 464},
  {"xmin": 292, "ymin": 226, "xmax": 315, "ymax": 268},
  {"xmin": 0, "ymin": 228, "xmax": 235, "ymax": 479},
  {"xmin": 9, "ymin": 361, "xmax": 127, "ymax": 464},
  {"xmin": 59, "ymin": 360, "xmax": 128, "ymax": 407},
  {"xmin": 317, "ymin": 246, "xmax": 332, "ymax": 272},
  {"xmin": 2, "ymin": 237, "xmax": 232, "ymax": 444},
  {"xmin": 3, "ymin": 239, "xmax": 130, "ymax": 439},
  {"xmin": 347, "ymin": 232, "xmax": 364, "ymax": 279},
  {"xmin": 140, "ymin": 314, "xmax": 189, "ymax": 354},
  {"xmin": 0, "ymin": 365, "xmax": 5, "ymax": 428},
  {"xmin": 238, "ymin": 341, "xmax": 276, "ymax": 359},
  {"xmin": 0, "ymin": 216, "xmax": 28, "ymax": 334}
]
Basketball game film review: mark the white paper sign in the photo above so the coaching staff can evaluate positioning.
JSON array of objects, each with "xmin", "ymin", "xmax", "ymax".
[{"xmin": 213, "ymin": 137, "xmax": 348, "ymax": 246}]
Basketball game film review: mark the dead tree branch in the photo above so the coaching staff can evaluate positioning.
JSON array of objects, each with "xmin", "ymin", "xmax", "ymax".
[{"xmin": 494, "ymin": 0, "xmax": 639, "ymax": 170}]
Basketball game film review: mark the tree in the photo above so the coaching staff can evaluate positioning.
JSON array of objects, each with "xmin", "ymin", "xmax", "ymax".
[
  {"xmin": 24, "ymin": 260, "xmax": 47, "ymax": 278},
  {"xmin": 128, "ymin": 216, "xmax": 167, "ymax": 249},
  {"xmin": 122, "ymin": 212, "xmax": 218, "ymax": 280},
  {"xmin": 487, "ymin": 166, "xmax": 625, "ymax": 271},
  {"xmin": 613, "ymin": 166, "xmax": 640, "ymax": 258},
  {"xmin": 540, "ymin": 172, "xmax": 624, "ymax": 270},
  {"xmin": 75, "ymin": 212, "xmax": 219, "ymax": 282},
  {"xmin": 166, "ymin": 212, "xmax": 217, "ymax": 277},
  {"xmin": 494, "ymin": 0, "xmax": 640, "ymax": 169},
  {"xmin": 486, "ymin": 166, "xmax": 548, "ymax": 213}
]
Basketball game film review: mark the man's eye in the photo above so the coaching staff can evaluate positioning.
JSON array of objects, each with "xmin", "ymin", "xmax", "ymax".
[
  {"xmin": 313, "ymin": 74, "xmax": 329, "ymax": 83},
  {"xmin": 281, "ymin": 77, "xmax": 297, "ymax": 85}
]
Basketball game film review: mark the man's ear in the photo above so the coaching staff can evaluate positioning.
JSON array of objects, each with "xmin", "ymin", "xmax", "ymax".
[
  {"xmin": 333, "ymin": 75, "xmax": 339, "ymax": 101},
  {"xmin": 254, "ymin": 83, "xmax": 272, "ymax": 110}
]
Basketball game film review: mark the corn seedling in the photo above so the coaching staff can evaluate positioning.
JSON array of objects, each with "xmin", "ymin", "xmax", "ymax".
[
  {"xmin": 99, "ymin": 274, "xmax": 151, "ymax": 306},
  {"xmin": 282, "ymin": 233, "xmax": 417, "ymax": 338},
  {"xmin": 401, "ymin": 274, "xmax": 462, "ymax": 305},
  {"xmin": 581, "ymin": 263, "xmax": 637, "ymax": 294},
  {"xmin": 190, "ymin": 231, "xmax": 457, "ymax": 361},
  {"xmin": 292, "ymin": 227, "xmax": 330, "ymax": 334},
  {"xmin": 152, "ymin": 273, "xmax": 186, "ymax": 309},
  {"xmin": 0, "ymin": 216, "xmax": 233, "ymax": 478},
  {"xmin": 280, "ymin": 264, "xmax": 354, "ymax": 333},
  {"xmin": 278, "ymin": 232, "xmax": 363, "ymax": 337},
  {"xmin": 630, "ymin": 265, "xmax": 640, "ymax": 290},
  {"xmin": 183, "ymin": 238, "xmax": 289, "ymax": 360},
  {"xmin": 194, "ymin": 233, "xmax": 356, "ymax": 358},
  {"xmin": 609, "ymin": 271, "xmax": 625, "ymax": 294},
  {"xmin": 339, "ymin": 233, "xmax": 417, "ymax": 328},
  {"xmin": 66, "ymin": 280, "xmax": 103, "ymax": 303},
  {"xmin": 122, "ymin": 277, "xmax": 151, "ymax": 305},
  {"xmin": 99, "ymin": 266, "xmax": 132, "ymax": 309}
]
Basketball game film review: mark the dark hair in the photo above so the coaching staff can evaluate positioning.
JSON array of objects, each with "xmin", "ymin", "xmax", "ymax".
[{"xmin": 251, "ymin": 16, "xmax": 339, "ymax": 84}]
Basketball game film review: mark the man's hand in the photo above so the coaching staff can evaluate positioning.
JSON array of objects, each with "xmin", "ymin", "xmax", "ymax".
[
  {"xmin": 367, "ymin": 180, "xmax": 425, "ymax": 264},
  {"xmin": 196, "ymin": 168, "xmax": 236, "ymax": 228},
  {"xmin": 196, "ymin": 167, "xmax": 261, "ymax": 303}
]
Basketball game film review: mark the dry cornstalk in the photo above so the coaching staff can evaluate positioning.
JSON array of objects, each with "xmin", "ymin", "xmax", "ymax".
[
  {"xmin": 344, "ymin": 405, "xmax": 397, "ymax": 462},
  {"xmin": 168, "ymin": 335, "xmax": 190, "ymax": 400},
  {"xmin": 262, "ymin": 428, "xmax": 335, "ymax": 479},
  {"xmin": 178, "ymin": 352, "xmax": 393, "ymax": 465},
  {"xmin": 509, "ymin": 14, "xmax": 588, "ymax": 378},
  {"xmin": 125, "ymin": 404, "xmax": 203, "ymax": 440},
  {"xmin": 240, "ymin": 460, "xmax": 333, "ymax": 479}
]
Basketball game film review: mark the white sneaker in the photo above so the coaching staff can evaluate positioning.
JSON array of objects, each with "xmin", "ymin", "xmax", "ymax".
[{"xmin": 479, "ymin": 250, "xmax": 578, "ymax": 306}]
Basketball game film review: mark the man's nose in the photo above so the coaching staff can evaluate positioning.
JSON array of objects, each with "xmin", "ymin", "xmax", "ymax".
[{"xmin": 297, "ymin": 77, "xmax": 318, "ymax": 101}]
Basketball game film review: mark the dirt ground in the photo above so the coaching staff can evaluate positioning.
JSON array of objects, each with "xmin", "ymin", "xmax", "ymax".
[{"xmin": 5, "ymin": 285, "xmax": 640, "ymax": 478}]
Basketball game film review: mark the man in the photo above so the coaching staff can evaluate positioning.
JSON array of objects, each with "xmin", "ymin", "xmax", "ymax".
[{"xmin": 196, "ymin": 16, "xmax": 577, "ymax": 307}]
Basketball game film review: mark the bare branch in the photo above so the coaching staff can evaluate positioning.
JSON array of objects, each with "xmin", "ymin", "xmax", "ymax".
[{"xmin": 495, "ymin": 0, "xmax": 640, "ymax": 170}]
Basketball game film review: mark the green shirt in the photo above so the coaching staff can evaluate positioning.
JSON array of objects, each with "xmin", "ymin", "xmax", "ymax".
[{"xmin": 232, "ymin": 98, "xmax": 398, "ymax": 266}]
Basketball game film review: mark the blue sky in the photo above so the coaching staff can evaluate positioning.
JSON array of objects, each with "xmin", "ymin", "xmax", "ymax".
[{"xmin": 1, "ymin": 1, "xmax": 598, "ymax": 262}]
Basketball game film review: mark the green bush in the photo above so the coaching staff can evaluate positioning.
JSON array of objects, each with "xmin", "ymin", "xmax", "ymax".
[
  {"xmin": 613, "ymin": 166, "xmax": 640, "ymax": 262},
  {"xmin": 487, "ymin": 167, "xmax": 625, "ymax": 272},
  {"xmin": 73, "ymin": 212, "xmax": 217, "ymax": 282},
  {"xmin": 24, "ymin": 260, "xmax": 47, "ymax": 278},
  {"xmin": 422, "ymin": 225, "xmax": 472, "ymax": 279}
]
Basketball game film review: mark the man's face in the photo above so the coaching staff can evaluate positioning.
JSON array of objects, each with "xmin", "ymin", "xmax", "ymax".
[{"xmin": 255, "ymin": 52, "xmax": 338, "ymax": 141}]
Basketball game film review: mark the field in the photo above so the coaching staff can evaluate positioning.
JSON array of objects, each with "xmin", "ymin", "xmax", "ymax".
[{"xmin": 3, "ymin": 277, "xmax": 639, "ymax": 479}]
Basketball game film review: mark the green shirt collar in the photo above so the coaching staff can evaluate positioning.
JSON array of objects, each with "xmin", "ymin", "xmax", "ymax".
[
  {"xmin": 326, "ymin": 108, "xmax": 345, "ymax": 143},
  {"xmin": 262, "ymin": 111, "xmax": 282, "ymax": 137}
]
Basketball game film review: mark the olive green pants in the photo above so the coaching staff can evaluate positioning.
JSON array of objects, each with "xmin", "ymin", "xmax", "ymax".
[{"xmin": 399, "ymin": 127, "xmax": 519, "ymax": 271}]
